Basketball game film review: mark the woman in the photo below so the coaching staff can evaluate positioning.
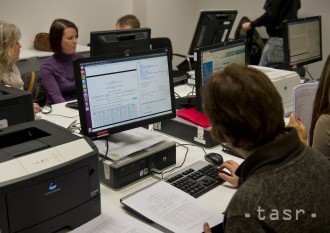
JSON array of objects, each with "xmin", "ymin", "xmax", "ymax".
[
  {"xmin": 291, "ymin": 54, "xmax": 330, "ymax": 158},
  {"xmin": 40, "ymin": 18, "xmax": 84, "ymax": 104},
  {"xmin": 0, "ymin": 20, "xmax": 40, "ymax": 113}
]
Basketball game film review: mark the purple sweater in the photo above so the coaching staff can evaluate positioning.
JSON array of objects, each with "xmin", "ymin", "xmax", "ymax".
[{"xmin": 40, "ymin": 53, "xmax": 85, "ymax": 104}]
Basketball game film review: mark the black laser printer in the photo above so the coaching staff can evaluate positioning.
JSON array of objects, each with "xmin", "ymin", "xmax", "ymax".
[{"xmin": 0, "ymin": 120, "xmax": 101, "ymax": 233}]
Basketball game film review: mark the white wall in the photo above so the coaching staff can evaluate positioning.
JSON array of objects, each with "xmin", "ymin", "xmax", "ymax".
[
  {"xmin": 0, "ymin": 0, "xmax": 133, "ymax": 48},
  {"xmin": 0, "ymin": 0, "xmax": 328, "ymax": 77}
]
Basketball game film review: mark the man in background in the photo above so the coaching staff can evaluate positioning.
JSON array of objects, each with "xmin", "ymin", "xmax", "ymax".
[
  {"xmin": 242, "ymin": 0, "xmax": 301, "ymax": 67},
  {"xmin": 116, "ymin": 14, "xmax": 140, "ymax": 30}
]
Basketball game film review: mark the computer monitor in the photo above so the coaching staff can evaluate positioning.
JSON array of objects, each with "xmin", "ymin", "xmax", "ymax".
[
  {"xmin": 90, "ymin": 28, "xmax": 151, "ymax": 57},
  {"xmin": 73, "ymin": 48, "xmax": 176, "ymax": 139},
  {"xmin": 283, "ymin": 16, "xmax": 322, "ymax": 69},
  {"xmin": 188, "ymin": 10, "xmax": 238, "ymax": 55},
  {"xmin": 194, "ymin": 39, "xmax": 247, "ymax": 112},
  {"xmin": 0, "ymin": 85, "xmax": 34, "ymax": 128}
]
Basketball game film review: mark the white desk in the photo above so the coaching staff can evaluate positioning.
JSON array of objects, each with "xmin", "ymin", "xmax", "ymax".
[{"xmin": 36, "ymin": 90, "xmax": 242, "ymax": 232}]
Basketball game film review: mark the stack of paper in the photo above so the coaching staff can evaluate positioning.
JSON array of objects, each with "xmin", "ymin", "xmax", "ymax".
[
  {"xmin": 120, "ymin": 181, "xmax": 223, "ymax": 233},
  {"xmin": 93, "ymin": 127, "xmax": 167, "ymax": 161}
]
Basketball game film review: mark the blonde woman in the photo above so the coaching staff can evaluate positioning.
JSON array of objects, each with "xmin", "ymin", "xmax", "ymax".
[{"xmin": 0, "ymin": 20, "xmax": 40, "ymax": 113}]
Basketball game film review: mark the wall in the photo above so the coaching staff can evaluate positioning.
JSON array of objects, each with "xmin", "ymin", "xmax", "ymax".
[
  {"xmin": 1, "ymin": 0, "xmax": 328, "ymax": 77},
  {"xmin": 0, "ymin": 0, "xmax": 133, "ymax": 48}
]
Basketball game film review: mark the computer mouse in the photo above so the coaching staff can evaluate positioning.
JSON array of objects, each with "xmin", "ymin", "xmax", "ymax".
[
  {"xmin": 204, "ymin": 153, "xmax": 224, "ymax": 166},
  {"xmin": 41, "ymin": 104, "xmax": 52, "ymax": 114}
]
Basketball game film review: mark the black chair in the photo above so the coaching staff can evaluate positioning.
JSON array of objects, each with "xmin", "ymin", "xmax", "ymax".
[
  {"xmin": 234, "ymin": 16, "xmax": 265, "ymax": 65},
  {"xmin": 150, "ymin": 37, "xmax": 191, "ymax": 84}
]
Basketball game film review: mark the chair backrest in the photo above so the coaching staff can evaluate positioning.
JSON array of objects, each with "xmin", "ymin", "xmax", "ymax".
[
  {"xmin": 293, "ymin": 81, "xmax": 319, "ymax": 144},
  {"xmin": 21, "ymin": 71, "xmax": 47, "ymax": 106},
  {"xmin": 150, "ymin": 37, "xmax": 173, "ymax": 62}
]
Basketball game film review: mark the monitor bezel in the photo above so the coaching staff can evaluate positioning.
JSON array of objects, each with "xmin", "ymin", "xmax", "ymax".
[
  {"xmin": 194, "ymin": 38, "xmax": 247, "ymax": 112},
  {"xmin": 188, "ymin": 9, "xmax": 238, "ymax": 55},
  {"xmin": 90, "ymin": 27, "xmax": 151, "ymax": 57},
  {"xmin": 73, "ymin": 48, "xmax": 176, "ymax": 139},
  {"xmin": 283, "ymin": 15, "xmax": 322, "ymax": 69}
]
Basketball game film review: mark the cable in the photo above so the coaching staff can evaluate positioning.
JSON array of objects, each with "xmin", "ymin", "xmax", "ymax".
[
  {"xmin": 46, "ymin": 113, "xmax": 79, "ymax": 118},
  {"xmin": 305, "ymin": 66, "xmax": 315, "ymax": 81},
  {"xmin": 99, "ymin": 137, "xmax": 110, "ymax": 162},
  {"xmin": 67, "ymin": 119, "xmax": 81, "ymax": 133},
  {"xmin": 174, "ymin": 92, "xmax": 181, "ymax": 98}
]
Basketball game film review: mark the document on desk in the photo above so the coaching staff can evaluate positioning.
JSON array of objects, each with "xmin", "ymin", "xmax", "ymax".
[
  {"xmin": 121, "ymin": 181, "xmax": 223, "ymax": 233},
  {"xmin": 71, "ymin": 210, "xmax": 162, "ymax": 233},
  {"xmin": 93, "ymin": 127, "xmax": 167, "ymax": 161}
]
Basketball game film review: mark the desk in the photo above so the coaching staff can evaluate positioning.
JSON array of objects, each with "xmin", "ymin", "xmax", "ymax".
[
  {"xmin": 17, "ymin": 45, "xmax": 90, "ymax": 74},
  {"xmin": 36, "ymin": 92, "xmax": 242, "ymax": 232}
]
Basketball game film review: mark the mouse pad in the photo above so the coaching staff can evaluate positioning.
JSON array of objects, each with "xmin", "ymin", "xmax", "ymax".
[{"xmin": 176, "ymin": 107, "xmax": 211, "ymax": 128}]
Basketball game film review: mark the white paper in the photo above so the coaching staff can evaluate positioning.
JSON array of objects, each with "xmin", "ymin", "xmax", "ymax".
[
  {"xmin": 94, "ymin": 127, "xmax": 167, "ymax": 161},
  {"xmin": 71, "ymin": 211, "xmax": 162, "ymax": 233},
  {"xmin": 293, "ymin": 82, "xmax": 319, "ymax": 141},
  {"xmin": 121, "ymin": 181, "xmax": 223, "ymax": 233}
]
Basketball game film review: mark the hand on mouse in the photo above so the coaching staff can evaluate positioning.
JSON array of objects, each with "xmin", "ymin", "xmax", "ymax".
[{"xmin": 218, "ymin": 160, "xmax": 239, "ymax": 188}]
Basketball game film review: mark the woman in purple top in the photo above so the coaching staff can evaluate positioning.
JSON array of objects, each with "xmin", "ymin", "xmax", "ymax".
[{"xmin": 40, "ymin": 19, "xmax": 85, "ymax": 104}]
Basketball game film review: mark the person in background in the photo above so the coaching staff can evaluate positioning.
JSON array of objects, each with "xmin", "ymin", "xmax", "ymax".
[
  {"xmin": 290, "ymin": 54, "xmax": 330, "ymax": 158},
  {"xmin": 0, "ymin": 20, "xmax": 40, "ymax": 113},
  {"xmin": 115, "ymin": 14, "xmax": 140, "ymax": 30},
  {"xmin": 40, "ymin": 18, "xmax": 84, "ymax": 104},
  {"xmin": 202, "ymin": 64, "xmax": 330, "ymax": 232},
  {"xmin": 242, "ymin": 0, "xmax": 301, "ymax": 67}
]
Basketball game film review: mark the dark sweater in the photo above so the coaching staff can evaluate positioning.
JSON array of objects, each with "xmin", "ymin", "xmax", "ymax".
[
  {"xmin": 224, "ymin": 128, "xmax": 330, "ymax": 233},
  {"xmin": 40, "ymin": 53, "xmax": 85, "ymax": 104},
  {"xmin": 251, "ymin": 0, "xmax": 301, "ymax": 37}
]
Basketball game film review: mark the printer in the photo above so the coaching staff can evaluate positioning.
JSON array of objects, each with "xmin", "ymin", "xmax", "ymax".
[
  {"xmin": 0, "ymin": 120, "xmax": 101, "ymax": 233},
  {"xmin": 249, "ymin": 65, "xmax": 300, "ymax": 116}
]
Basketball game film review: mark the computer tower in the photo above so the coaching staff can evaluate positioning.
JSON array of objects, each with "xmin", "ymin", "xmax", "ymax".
[{"xmin": 0, "ymin": 85, "xmax": 34, "ymax": 128}]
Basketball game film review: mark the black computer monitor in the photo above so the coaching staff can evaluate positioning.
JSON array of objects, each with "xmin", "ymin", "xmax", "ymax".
[
  {"xmin": 194, "ymin": 39, "xmax": 247, "ymax": 112},
  {"xmin": 73, "ymin": 48, "xmax": 176, "ymax": 139},
  {"xmin": 283, "ymin": 16, "xmax": 322, "ymax": 69},
  {"xmin": 0, "ymin": 85, "xmax": 34, "ymax": 127},
  {"xmin": 90, "ymin": 28, "xmax": 151, "ymax": 57},
  {"xmin": 188, "ymin": 10, "xmax": 238, "ymax": 55}
]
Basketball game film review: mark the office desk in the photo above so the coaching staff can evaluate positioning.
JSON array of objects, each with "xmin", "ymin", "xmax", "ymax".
[{"xmin": 36, "ymin": 94, "xmax": 242, "ymax": 232}]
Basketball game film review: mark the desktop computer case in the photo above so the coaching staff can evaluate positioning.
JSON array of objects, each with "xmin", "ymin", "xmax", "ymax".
[
  {"xmin": 154, "ymin": 117, "xmax": 219, "ymax": 148},
  {"xmin": 100, "ymin": 141, "xmax": 176, "ymax": 189}
]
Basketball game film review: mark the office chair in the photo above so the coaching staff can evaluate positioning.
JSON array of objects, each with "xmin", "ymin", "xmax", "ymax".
[
  {"xmin": 234, "ymin": 16, "xmax": 265, "ymax": 65},
  {"xmin": 21, "ymin": 71, "xmax": 47, "ymax": 107},
  {"xmin": 150, "ymin": 37, "xmax": 191, "ymax": 84}
]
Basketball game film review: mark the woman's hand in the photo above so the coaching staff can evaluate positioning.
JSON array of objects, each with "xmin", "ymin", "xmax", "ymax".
[
  {"xmin": 33, "ymin": 103, "xmax": 41, "ymax": 113},
  {"xmin": 289, "ymin": 113, "xmax": 307, "ymax": 143},
  {"xmin": 218, "ymin": 160, "xmax": 239, "ymax": 188}
]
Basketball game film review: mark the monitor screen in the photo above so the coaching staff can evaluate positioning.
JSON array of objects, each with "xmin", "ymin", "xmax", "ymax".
[
  {"xmin": 283, "ymin": 16, "xmax": 322, "ymax": 68},
  {"xmin": 73, "ymin": 48, "xmax": 176, "ymax": 139},
  {"xmin": 188, "ymin": 10, "xmax": 238, "ymax": 55},
  {"xmin": 90, "ymin": 28, "xmax": 151, "ymax": 57},
  {"xmin": 194, "ymin": 39, "xmax": 247, "ymax": 112}
]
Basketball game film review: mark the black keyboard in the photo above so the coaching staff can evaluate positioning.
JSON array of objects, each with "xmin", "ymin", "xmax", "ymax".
[
  {"xmin": 164, "ymin": 160, "xmax": 225, "ymax": 198},
  {"xmin": 65, "ymin": 101, "xmax": 79, "ymax": 110}
]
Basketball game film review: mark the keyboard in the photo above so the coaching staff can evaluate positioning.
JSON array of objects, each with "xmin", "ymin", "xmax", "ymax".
[
  {"xmin": 65, "ymin": 101, "xmax": 79, "ymax": 110},
  {"xmin": 164, "ymin": 160, "xmax": 225, "ymax": 198}
]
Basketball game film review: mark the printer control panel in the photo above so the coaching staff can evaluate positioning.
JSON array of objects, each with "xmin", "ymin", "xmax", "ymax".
[{"xmin": 0, "ymin": 138, "xmax": 94, "ymax": 183}]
